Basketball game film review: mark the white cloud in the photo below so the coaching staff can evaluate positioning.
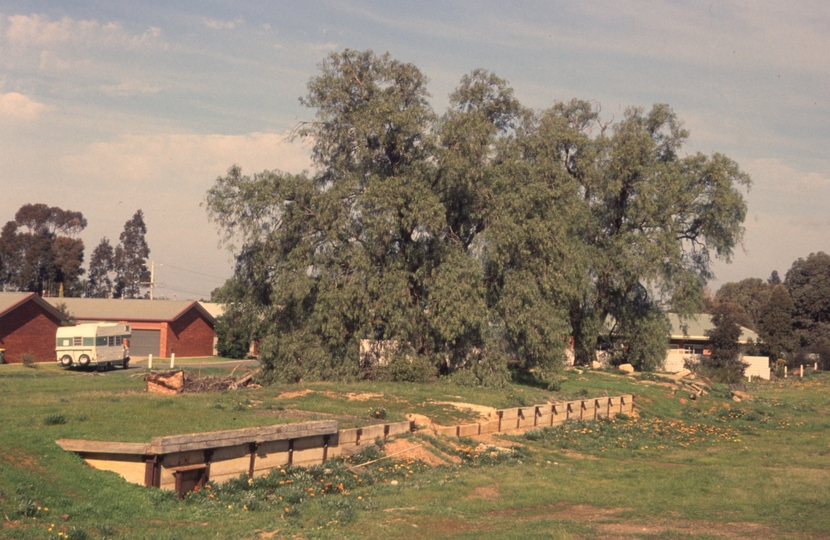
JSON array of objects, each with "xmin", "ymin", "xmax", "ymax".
[
  {"xmin": 3, "ymin": 14, "xmax": 164, "ymax": 50},
  {"xmin": 100, "ymin": 80, "xmax": 162, "ymax": 96},
  {"xmin": 0, "ymin": 92, "xmax": 47, "ymax": 119},
  {"xmin": 309, "ymin": 42, "xmax": 340, "ymax": 52},
  {"xmin": 745, "ymin": 158, "xmax": 830, "ymax": 196},
  {"xmin": 205, "ymin": 18, "xmax": 244, "ymax": 30},
  {"xmin": 61, "ymin": 131, "xmax": 313, "ymax": 187}
]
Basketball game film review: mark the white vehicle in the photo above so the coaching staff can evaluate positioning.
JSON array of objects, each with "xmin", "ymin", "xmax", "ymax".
[{"xmin": 56, "ymin": 323, "xmax": 132, "ymax": 369}]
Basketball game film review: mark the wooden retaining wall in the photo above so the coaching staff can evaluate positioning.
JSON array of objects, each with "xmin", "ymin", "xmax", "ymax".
[
  {"xmin": 57, "ymin": 395, "xmax": 634, "ymax": 497},
  {"xmin": 424, "ymin": 395, "xmax": 635, "ymax": 439}
]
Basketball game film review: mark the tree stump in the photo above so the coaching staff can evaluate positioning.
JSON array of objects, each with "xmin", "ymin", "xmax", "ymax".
[{"xmin": 145, "ymin": 370, "xmax": 185, "ymax": 395}]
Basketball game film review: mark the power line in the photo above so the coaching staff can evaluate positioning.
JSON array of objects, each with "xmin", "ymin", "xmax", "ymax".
[{"xmin": 156, "ymin": 262, "xmax": 229, "ymax": 281}]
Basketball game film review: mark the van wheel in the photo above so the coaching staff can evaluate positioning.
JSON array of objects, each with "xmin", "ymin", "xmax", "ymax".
[
  {"xmin": 59, "ymin": 355, "xmax": 72, "ymax": 367},
  {"xmin": 78, "ymin": 354, "xmax": 90, "ymax": 367}
]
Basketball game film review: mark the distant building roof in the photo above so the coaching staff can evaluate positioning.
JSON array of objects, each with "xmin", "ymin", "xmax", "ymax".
[
  {"xmin": 0, "ymin": 292, "xmax": 67, "ymax": 321},
  {"xmin": 198, "ymin": 302, "xmax": 225, "ymax": 319},
  {"xmin": 43, "ymin": 298, "xmax": 215, "ymax": 325},
  {"xmin": 667, "ymin": 313, "xmax": 757, "ymax": 344}
]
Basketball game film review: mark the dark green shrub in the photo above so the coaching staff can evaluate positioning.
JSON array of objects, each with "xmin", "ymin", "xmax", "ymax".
[{"xmin": 43, "ymin": 413, "xmax": 67, "ymax": 425}]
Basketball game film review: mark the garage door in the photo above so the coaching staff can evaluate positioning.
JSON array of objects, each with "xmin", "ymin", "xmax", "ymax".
[{"xmin": 130, "ymin": 330, "xmax": 160, "ymax": 357}]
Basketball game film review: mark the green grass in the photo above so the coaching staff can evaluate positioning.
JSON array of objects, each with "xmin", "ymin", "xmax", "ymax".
[{"xmin": 1, "ymin": 364, "xmax": 829, "ymax": 538}]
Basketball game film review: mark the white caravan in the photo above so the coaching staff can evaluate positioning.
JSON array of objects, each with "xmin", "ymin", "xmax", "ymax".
[{"xmin": 56, "ymin": 323, "xmax": 132, "ymax": 369}]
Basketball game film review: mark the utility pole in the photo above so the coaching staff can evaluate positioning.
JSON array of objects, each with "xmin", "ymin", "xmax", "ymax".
[{"xmin": 141, "ymin": 261, "xmax": 156, "ymax": 300}]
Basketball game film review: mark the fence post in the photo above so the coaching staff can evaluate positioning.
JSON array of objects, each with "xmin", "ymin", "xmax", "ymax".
[
  {"xmin": 148, "ymin": 354, "xmax": 153, "ymax": 369},
  {"xmin": 170, "ymin": 353, "xmax": 176, "ymax": 369},
  {"xmin": 784, "ymin": 366, "xmax": 787, "ymax": 378},
  {"xmin": 800, "ymin": 364, "xmax": 804, "ymax": 378}
]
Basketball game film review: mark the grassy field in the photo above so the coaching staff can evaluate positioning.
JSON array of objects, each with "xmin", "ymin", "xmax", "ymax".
[{"xmin": 1, "ymin": 362, "xmax": 828, "ymax": 539}]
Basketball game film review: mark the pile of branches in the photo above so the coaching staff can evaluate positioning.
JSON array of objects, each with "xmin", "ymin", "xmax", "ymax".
[{"xmin": 182, "ymin": 368, "xmax": 260, "ymax": 393}]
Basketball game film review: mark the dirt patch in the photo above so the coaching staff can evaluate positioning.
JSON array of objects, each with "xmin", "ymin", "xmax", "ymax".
[
  {"xmin": 406, "ymin": 413, "xmax": 434, "ymax": 429},
  {"xmin": 0, "ymin": 447, "xmax": 45, "ymax": 472},
  {"xmin": 254, "ymin": 408, "xmax": 350, "ymax": 421},
  {"xmin": 429, "ymin": 401, "xmax": 497, "ymax": 420},
  {"xmin": 540, "ymin": 503, "xmax": 785, "ymax": 539},
  {"xmin": 345, "ymin": 391, "xmax": 384, "ymax": 401},
  {"xmin": 382, "ymin": 438, "xmax": 453, "ymax": 467},
  {"xmin": 276, "ymin": 389, "xmax": 315, "ymax": 399},
  {"xmin": 559, "ymin": 450, "xmax": 599, "ymax": 460},
  {"xmin": 464, "ymin": 484, "xmax": 500, "ymax": 501}
]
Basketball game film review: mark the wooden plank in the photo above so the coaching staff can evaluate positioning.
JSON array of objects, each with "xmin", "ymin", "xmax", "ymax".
[
  {"xmin": 148, "ymin": 420, "xmax": 338, "ymax": 453},
  {"xmin": 386, "ymin": 421, "xmax": 414, "ymax": 437},
  {"xmin": 56, "ymin": 439, "xmax": 150, "ymax": 455},
  {"xmin": 338, "ymin": 428, "xmax": 359, "ymax": 445},
  {"xmin": 360, "ymin": 425, "xmax": 386, "ymax": 442}
]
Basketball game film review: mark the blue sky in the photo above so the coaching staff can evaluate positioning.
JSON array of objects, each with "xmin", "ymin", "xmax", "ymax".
[{"xmin": 1, "ymin": 1, "xmax": 828, "ymax": 299}]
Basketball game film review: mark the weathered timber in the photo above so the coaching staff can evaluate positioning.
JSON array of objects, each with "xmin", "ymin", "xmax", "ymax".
[
  {"xmin": 147, "ymin": 420, "xmax": 338, "ymax": 454},
  {"xmin": 56, "ymin": 439, "xmax": 150, "ymax": 455},
  {"xmin": 145, "ymin": 370, "xmax": 185, "ymax": 395}
]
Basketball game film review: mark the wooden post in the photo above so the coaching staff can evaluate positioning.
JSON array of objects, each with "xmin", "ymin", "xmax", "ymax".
[
  {"xmin": 322, "ymin": 434, "xmax": 331, "ymax": 463},
  {"xmin": 148, "ymin": 354, "xmax": 153, "ymax": 369},
  {"xmin": 801, "ymin": 365, "xmax": 804, "ymax": 378},
  {"xmin": 248, "ymin": 443, "xmax": 258, "ymax": 478},
  {"xmin": 784, "ymin": 366, "xmax": 787, "ymax": 378},
  {"xmin": 171, "ymin": 353, "xmax": 175, "ymax": 369},
  {"xmin": 144, "ymin": 455, "xmax": 160, "ymax": 488}
]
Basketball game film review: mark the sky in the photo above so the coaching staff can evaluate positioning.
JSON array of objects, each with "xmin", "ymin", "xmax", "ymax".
[{"xmin": 1, "ymin": 1, "xmax": 828, "ymax": 300}]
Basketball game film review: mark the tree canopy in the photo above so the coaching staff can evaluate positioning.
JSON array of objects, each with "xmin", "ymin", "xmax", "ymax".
[
  {"xmin": 713, "ymin": 277, "xmax": 771, "ymax": 330},
  {"xmin": 0, "ymin": 203, "xmax": 87, "ymax": 296},
  {"xmin": 206, "ymin": 49, "xmax": 750, "ymax": 385},
  {"xmin": 785, "ymin": 251, "xmax": 830, "ymax": 347}
]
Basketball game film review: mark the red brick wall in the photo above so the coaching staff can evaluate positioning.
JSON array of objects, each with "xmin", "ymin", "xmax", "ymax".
[
  {"xmin": 165, "ymin": 308, "xmax": 214, "ymax": 357},
  {"xmin": 0, "ymin": 300, "xmax": 62, "ymax": 364}
]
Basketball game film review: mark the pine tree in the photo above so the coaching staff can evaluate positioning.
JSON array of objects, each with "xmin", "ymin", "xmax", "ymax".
[
  {"xmin": 757, "ymin": 284, "xmax": 795, "ymax": 361},
  {"xmin": 86, "ymin": 238, "xmax": 115, "ymax": 298},
  {"xmin": 114, "ymin": 210, "xmax": 150, "ymax": 299}
]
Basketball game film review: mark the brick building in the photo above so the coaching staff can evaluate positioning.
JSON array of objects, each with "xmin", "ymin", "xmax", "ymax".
[
  {"xmin": 0, "ymin": 292, "xmax": 68, "ymax": 364},
  {"xmin": 45, "ymin": 298, "xmax": 215, "ymax": 358}
]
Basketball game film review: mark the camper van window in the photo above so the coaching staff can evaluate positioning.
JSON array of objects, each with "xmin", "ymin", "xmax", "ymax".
[
  {"xmin": 96, "ymin": 337, "xmax": 107, "ymax": 346},
  {"xmin": 83, "ymin": 337, "xmax": 93, "ymax": 346},
  {"xmin": 108, "ymin": 336, "xmax": 115, "ymax": 347},
  {"xmin": 116, "ymin": 336, "xmax": 122, "ymax": 346},
  {"xmin": 73, "ymin": 337, "xmax": 82, "ymax": 346}
]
